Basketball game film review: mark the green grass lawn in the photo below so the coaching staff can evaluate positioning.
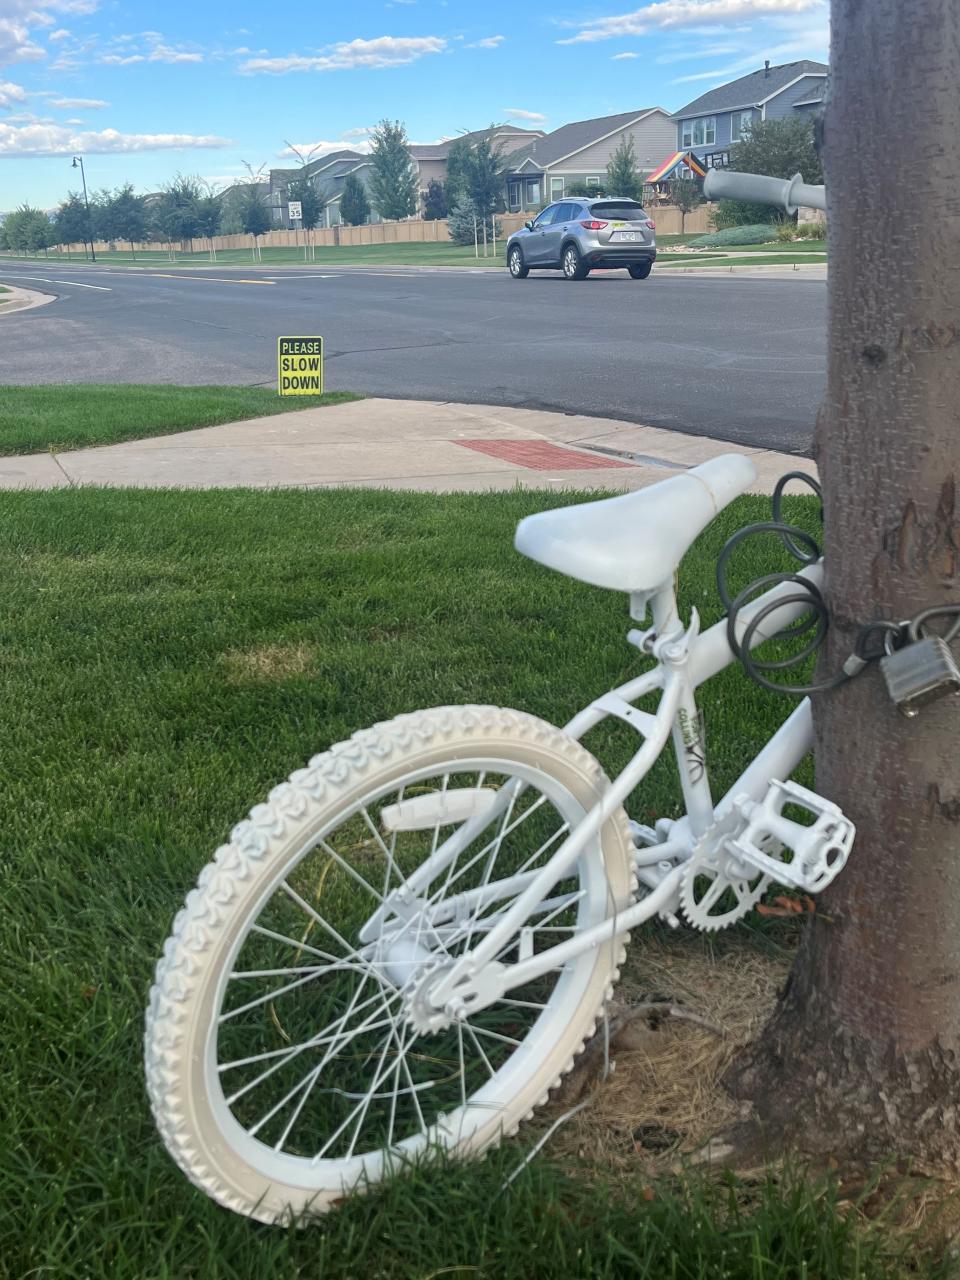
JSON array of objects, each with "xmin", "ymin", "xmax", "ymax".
[
  {"xmin": 1, "ymin": 242, "xmax": 507, "ymax": 269},
  {"xmin": 0, "ymin": 484, "xmax": 948, "ymax": 1279},
  {"xmin": 658, "ymin": 253, "xmax": 827, "ymax": 269},
  {"xmin": 0, "ymin": 384, "xmax": 361, "ymax": 455}
]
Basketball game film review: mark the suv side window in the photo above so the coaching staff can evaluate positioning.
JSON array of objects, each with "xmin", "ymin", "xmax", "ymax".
[
  {"xmin": 555, "ymin": 202, "xmax": 581, "ymax": 223},
  {"xmin": 531, "ymin": 205, "xmax": 559, "ymax": 228}
]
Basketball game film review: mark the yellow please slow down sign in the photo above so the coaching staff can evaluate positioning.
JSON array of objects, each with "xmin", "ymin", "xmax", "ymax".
[{"xmin": 277, "ymin": 336, "xmax": 324, "ymax": 395}]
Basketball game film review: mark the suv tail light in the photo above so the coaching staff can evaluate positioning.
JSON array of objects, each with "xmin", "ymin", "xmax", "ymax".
[
  {"xmin": 580, "ymin": 220, "xmax": 608, "ymax": 231},
  {"xmin": 644, "ymin": 219, "xmax": 656, "ymax": 230}
]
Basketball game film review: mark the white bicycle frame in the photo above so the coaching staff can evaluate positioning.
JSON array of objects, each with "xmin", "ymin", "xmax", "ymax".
[{"xmin": 366, "ymin": 562, "xmax": 825, "ymax": 1019}]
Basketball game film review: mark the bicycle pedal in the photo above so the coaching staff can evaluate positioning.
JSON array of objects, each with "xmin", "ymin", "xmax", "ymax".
[{"xmin": 723, "ymin": 780, "xmax": 855, "ymax": 894}]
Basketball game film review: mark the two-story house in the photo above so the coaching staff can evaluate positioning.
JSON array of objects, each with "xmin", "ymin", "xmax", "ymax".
[
  {"xmin": 502, "ymin": 108, "xmax": 676, "ymax": 212},
  {"xmin": 268, "ymin": 150, "xmax": 379, "ymax": 229},
  {"xmin": 408, "ymin": 125, "xmax": 545, "ymax": 212},
  {"xmin": 672, "ymin": 59, "xmax": 828, "ymax": 168}
]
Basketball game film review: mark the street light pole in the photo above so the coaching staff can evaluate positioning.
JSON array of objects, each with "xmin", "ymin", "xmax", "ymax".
[{"xmin": 71, "ymin": 155, "xmax": 96, "ymax": 262}]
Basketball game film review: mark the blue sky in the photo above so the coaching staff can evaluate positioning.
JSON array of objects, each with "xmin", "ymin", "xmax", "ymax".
[{"xmin": 0, "ymin": 0, "xmax": 828, "ymax": 208}]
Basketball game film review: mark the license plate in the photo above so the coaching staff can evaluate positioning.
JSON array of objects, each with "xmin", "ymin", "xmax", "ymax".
[{"xmin": 613, "ymin": 232, "xmax": 639, "ymax": 242}]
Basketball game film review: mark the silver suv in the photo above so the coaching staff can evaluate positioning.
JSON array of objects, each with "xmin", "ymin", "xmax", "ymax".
[{"xmin": 506, "ymin": 197, "xmax": 656, "ymax": 281}]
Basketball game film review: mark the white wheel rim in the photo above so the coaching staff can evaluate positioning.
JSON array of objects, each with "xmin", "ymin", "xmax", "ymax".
[
  {"xmin": 510, "ymin": 250, "xmax": 520, "ymax": 274},
  {"xmin": 564, "ymin": 250, "xmax": 577, "ymax": 276},
  {"xmin": 202, "ymin": 756, "xmax": 613, "ymax": 1190}
]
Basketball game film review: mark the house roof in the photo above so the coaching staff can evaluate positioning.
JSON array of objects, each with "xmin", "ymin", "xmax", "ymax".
[
  {"xmin": 506, "ymin": 108, "xmax": 663, "ymax": 170},
  {"xmin": 672, "ymin": 61, "xmax": 828, "ymax": 118},
  {"xmin": 409, "ymin": 125, "xmax": 545, "ymax": 163},
  {"xmin": 792, "ymin": 79, "xmax": 827, "ymax": 107}
]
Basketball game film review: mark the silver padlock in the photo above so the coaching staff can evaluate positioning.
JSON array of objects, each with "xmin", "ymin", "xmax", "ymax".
[{"xmin": 880, "ymin": 635, "xmax": 960, "ymax": 717}]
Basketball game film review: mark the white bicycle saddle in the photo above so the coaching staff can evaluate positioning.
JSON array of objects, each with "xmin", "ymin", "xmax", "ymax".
[{"xmin": 514, "ymin": 453, "xmax": 757, "ymax": 592}]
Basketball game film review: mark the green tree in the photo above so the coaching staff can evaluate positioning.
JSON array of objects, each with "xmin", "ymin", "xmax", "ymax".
[
  {"xmin": 461, "ymin": 129, "xmax": 507, "ymax": 227},
  {"xmin": 152, "ymin": 176, "xmax": 202, "ymax": 248},
  {"xmin": 565, "ymin": 180, "xmax": 606, "ymax": 198},
  {"xmin": 4, "ymin": 205, "xmax": 52, "ymax": 255},
  {"xmin": 667, "ymin": 177, "xmax": 704, "ymax": 233},
  {"xmin": 446, "ymin": 198, "xmax": 479, "ymax": 247},
  {"xmin": 53, "ymin": 193, "xmax": 92, "ymax": 251},
  {"xmin": 423, "ymin": 178, "xmax": 447, "ymax": 220},
  {"xmin": 444, "ymin": 136, "xmax": 473, "ymax": 209},
  {"xmin": 287, "ymin": 175, "xmax": 322, "ymax": 231},
  {"xmin": 368, "ymin": 119, "xmax": 418, "ymax": 221},
  {"xmin": 238, "ymin": 184, "xmax": 270, "ymax": 260},
  {"xmin": 605, "ymin": 134, "xmax": 643, "ymax": 200},
  {"xmin": 87, "ymin": 187, "xmax": 113, "ymax": 243},
  {"xmin": 105, "ymin": 184, "xmax": 147, "ymax": 257},
  {"xmin": 730, "ymin": 116, "xmax": 823, "ymax": 184},
  {"xmin": 193, "ymin": 186, "xmax": 222, "ymax": 261},
  {"xmin": 339, "ymin": 173, "xmax": 371, "ymax": 226},
  {"xmin": 715, "ymin": 117, "xmax": 824, "ymax": 226}
]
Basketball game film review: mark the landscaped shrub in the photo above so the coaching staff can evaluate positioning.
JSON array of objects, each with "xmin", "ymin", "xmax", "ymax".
[
  {"xmin": 689, "ymin": 224, "xmax": 780, "ymax": 247},
  {"xmin": 776, "ymin": 220, "xmax": 798, "ymax": 242},
  {"xmin": 796, "ymin": 219, "xmax": 827, "ymax": 239},
  {"xmin": 711, "ymin": 198, "xmax": 790, "ymax": 229}
]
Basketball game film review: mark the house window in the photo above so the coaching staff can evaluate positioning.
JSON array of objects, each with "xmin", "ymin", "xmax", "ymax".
[
  {"xmin": 550, "ymin": 177, "xmax": 564, "ymax": 200},
  {"xmin": 586, "ymin": 176, "xmax": 601, "ymax": 188},
  {"xmin": 683, "ymin": 117, "xmax": 716, "ymax": 148},
  {"xmin": 508, "ymin": 180, "xmax": 521, "ymax": 211},
  {"xmin": 524, "ymin": 178, "xmax": 541, "ymax": 206},
  {"xmin": 731, "ymin": 111, "xmax": 751, "ymax": 141}
]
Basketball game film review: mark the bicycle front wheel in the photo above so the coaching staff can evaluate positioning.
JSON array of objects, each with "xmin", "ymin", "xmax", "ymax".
[{"xmin": 145, "ymin": 705, "xmax": 633, "ymax": 1223}]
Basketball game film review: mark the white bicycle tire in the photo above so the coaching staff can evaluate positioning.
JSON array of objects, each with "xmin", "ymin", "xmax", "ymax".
[{"xmin": 144, "ymin": 705, "xmax": 633, "ymax": 1224}]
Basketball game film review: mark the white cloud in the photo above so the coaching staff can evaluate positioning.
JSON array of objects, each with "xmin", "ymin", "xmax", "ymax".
[
  {"xmin": 611, "ymin": 51, "xmax": 638, "ymax": 58},
  {"xmin": 49, "ymin": 95, "xmax": 108, "ymax": 107},
  {"xmin": 341, "ymin": 125, "xmax": 375, "ymax": 138},
  {"xmin": 100, "ymin": 53, "xmax": 143, "ymax": 64},
  {"xmin": 559, "ymin": 0, "xmax": 823, "ymax": 43},
  {"xmin": 64, "ymin": 115, "xmax": 83, "ymax": 122},
  {"xmin": 147, "ymin": 42, "xmax": 203, "ymax": 63},
  {"xmin": 48, "ymin": 27, "xmax": 70, "ymax": 41},
  {"xmin": 467, "ymin": 35, "xmax": 504, "ymax": 48},
  {"xmin": 242, "ymin": 34, "xmax": 446, "ymax": 74},
  {"xmin": 0, "ymin": 122, "xmax": 230, "ymax": 155},
  {"xmin": 502, "ymin": 107, "xmax": 546, "ymax": 122},
  {"xmin": 656, "ymin": 41, "xmax": 739, "ymax": 60},
  {"xmin": 0, "ymin": 0, "xmax": 98, "ymax": 67},
  {"xmin": 277, "ymin": 138, "xmax": 373, "ymax": 158},
  {"xmin": 0, "ymin": 78, "xmax": 26, "ymax": 104}
]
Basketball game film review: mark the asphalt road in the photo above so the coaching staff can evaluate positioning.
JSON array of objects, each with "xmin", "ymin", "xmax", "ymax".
[{"xmin": 0, "ymin": 262, "xmax": 826, "ymax": 453}]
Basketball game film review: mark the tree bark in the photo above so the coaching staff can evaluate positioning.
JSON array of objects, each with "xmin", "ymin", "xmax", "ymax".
[{"xmin": 726, "ymin": 0, "xmax": 960, "ymax": 1168}]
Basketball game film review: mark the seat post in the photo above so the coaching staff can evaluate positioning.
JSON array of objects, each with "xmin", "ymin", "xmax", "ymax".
[{"xmin": 650, "ymin": 580, "xmax": 683, "ymax": 639}]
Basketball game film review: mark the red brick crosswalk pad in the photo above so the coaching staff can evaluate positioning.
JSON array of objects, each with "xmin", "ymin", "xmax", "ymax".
[{"xmin": 458, "ymin": 438, "xmax": 632, "ymax": 471}]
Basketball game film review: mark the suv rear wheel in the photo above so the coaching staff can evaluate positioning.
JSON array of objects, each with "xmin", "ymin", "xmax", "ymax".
[
  {"xmin": 628, "ymin": 263, "xmax": 653, "ymax": 280},
  {"xmin": 562, "ymin": 243, "xmax": 589, "ymax": 281}
]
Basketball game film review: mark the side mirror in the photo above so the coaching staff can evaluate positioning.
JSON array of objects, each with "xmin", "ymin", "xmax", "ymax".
[{"xmin": 524, "ymin": 220, "xmax": 534, "ymax": 231}]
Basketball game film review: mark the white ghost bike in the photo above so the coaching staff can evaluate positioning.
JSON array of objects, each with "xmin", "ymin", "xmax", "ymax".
[{"xmin": 145, "ymin": 453, "xmax": 855, "ymax": 1224}]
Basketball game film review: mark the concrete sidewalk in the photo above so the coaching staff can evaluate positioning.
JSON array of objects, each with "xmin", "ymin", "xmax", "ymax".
[{"xmin": 0, "ymin": 398, "xmax": 816, "ymax": 493}]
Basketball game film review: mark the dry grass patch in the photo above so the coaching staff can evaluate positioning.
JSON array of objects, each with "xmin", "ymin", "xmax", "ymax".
[
  {"xmin": 547, "ymin": 930, "xmax": 791, "ymax": 1174},
  {"xmin": 222, "ymin": 640, "xmax": 316, "ymax": 682}
]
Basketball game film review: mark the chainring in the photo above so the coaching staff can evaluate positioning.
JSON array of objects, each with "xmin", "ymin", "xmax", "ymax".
[{"xmin": 679, "ymin": 811, "xmax": 775, "ymax": 932}]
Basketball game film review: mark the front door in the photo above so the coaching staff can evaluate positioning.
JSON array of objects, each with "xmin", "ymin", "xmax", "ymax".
[
  {"xmin": 537, "ymin": 202, "xmax": 578, "ymax": 267},
  {"xmin": 525, "ymin": 204, "xmax": 560, "ymax": 264}
]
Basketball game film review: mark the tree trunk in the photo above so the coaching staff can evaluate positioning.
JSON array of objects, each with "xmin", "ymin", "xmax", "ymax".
[{"xmin": 726, "ymin": 0, "xmax": 960, "ymax": 1169}]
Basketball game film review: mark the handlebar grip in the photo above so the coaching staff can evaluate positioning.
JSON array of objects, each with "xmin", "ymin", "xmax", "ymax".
[{"xmin": 703, "ymin": 169, "xmax": 826, "ymax": 213}]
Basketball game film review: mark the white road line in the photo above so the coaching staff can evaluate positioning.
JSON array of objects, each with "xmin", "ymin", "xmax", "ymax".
[{"xmin": 0, "ymin": 273, "xmax": 111, "ymax": 291}]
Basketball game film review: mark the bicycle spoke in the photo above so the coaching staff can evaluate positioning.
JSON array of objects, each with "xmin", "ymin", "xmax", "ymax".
[
  {"xmin": 466, "ymin": 1023, "xmax": 522, "ymax": 1049},
  {"xmin": 317, "ymin": 836, "xmax": 385, "ymax": 904},
  {"xmin": 244, "ymin": 982, "xmax": 394, "ymax": 1135}
]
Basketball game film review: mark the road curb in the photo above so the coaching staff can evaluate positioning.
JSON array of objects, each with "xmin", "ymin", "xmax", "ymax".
[{"xmin": 0, "ymin": 284, "xmax": 57, "ymax": 315}]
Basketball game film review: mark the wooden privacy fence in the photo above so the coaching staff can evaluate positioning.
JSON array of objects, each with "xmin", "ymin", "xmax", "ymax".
[{"xmin": 43, "ymin": 203, "xmax": 717, "ymax": 256}]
